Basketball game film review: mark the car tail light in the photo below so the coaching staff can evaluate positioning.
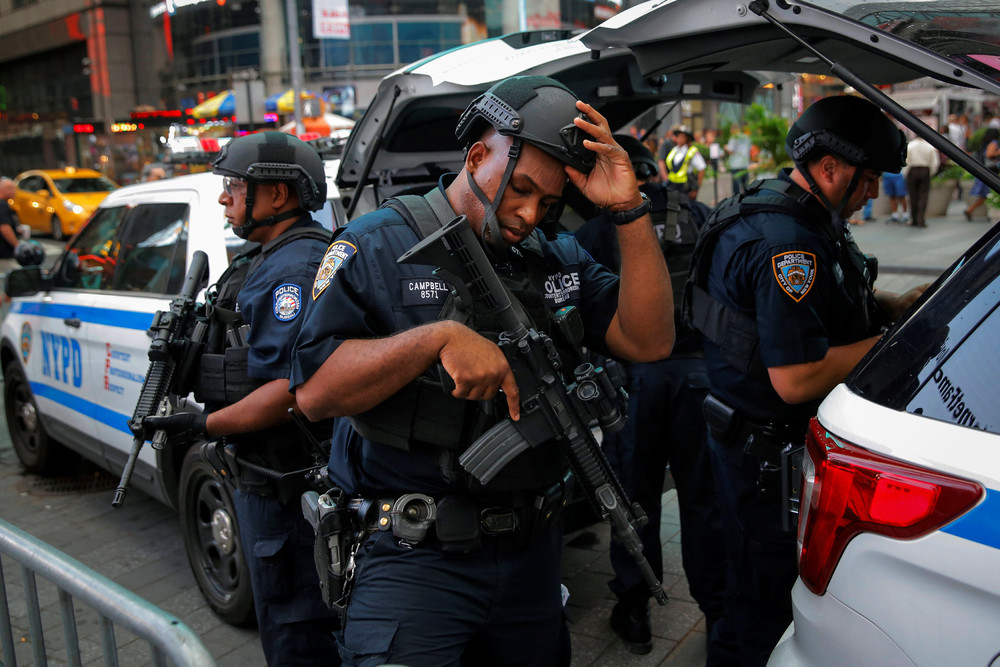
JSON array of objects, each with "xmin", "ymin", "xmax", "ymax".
[{"xmin": 797, "ymin": 418, "xmax": 983, "ymax": 595}]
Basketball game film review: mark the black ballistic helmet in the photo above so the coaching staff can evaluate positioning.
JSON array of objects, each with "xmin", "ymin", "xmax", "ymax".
[
  {"xmin": 613, "ymin": 134, "xmax": 658, "ymax": 181},
  {"xmin": 455, "ymin": 75, "xmax": 596, "ymax": 173},
  {"xmin": 786, "ymin": 96, "xmax": 906, "ymax": 174},
  {"xmin": 213, "ymin": 132, "xmax": 327, "ymax": 211}
]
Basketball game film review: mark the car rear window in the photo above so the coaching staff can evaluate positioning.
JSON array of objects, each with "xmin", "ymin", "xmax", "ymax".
[{"xmin": 848, "ymin": 226, "xmax": 1000, "ymax": 435}]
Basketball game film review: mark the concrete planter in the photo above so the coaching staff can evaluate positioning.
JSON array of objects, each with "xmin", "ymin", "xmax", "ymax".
[{"xmin": 926, "ymin": 182, "xmax": 956, "ymax": 217}]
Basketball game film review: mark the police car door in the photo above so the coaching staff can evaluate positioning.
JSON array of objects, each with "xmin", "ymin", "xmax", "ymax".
[
  {"xmin": 13, "ymin": 205, "xmax": 131, "ymax": 463},
  {"xmin": 90, "ymin": 200, "xmax": 193, "ymax": 482}
]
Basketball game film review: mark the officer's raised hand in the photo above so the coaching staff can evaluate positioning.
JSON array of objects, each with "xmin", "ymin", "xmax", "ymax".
[
  {"xmin": 142, "ymin": 412, "xmax": 208, "ymax": 441},
  {"xmin": 566, "ymin": 101, "xmax": 642, "ymax": 211}
]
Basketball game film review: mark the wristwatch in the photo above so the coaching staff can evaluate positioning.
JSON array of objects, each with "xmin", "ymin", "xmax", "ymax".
[{"xmin": 610, "ymin": 191, "xmax": 651, "ymax": 225}]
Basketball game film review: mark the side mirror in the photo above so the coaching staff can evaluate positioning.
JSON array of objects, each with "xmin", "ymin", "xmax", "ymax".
[
  {"xmin": 37, "ymin": 189, "xmax": 50, "ymax": 198},
  {"xmin": 6, "ymin": 266, "xmax": 43, "ymax": 298}
]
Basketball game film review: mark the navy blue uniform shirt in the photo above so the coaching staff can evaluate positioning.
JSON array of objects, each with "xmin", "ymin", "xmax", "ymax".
[
  {"xmin": 703, "ymin": 172, "xmax": 873, "ymax": 423},
  {"xmin": 238, "ymin": 217, "xmax": 330, "ymax": 382},
  {"xmin": 291, "ymin": 181, "xmax": 621, "ymax": 496}
]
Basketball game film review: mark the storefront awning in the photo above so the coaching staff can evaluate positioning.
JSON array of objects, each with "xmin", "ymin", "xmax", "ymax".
[
  {"xmin": 191, "ymin": 90, "xmax": 236, "ymax": 119},
  {"xmin": 265, "ymin": 89, "xmax": 320, "ymax": 114}
]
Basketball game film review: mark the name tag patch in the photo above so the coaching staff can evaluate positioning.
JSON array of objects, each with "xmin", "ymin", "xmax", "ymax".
[
  {"xmin": 401, "ymin": 278, "xmax": 450, "ymax": 306},
  {"xmin": 313, "ymin": 240, "xmax": 357, "ymax": 300},
  {"xmin": 543, "ymin": 269, "xmax": 581, "ymax": 306},
  {"xmin": 273, "ymin": 284, "xmax": 303, "ymax": 321},
  {"xmin": 772, "ymin": 251, "xmax": 816, "ymax": 302}
]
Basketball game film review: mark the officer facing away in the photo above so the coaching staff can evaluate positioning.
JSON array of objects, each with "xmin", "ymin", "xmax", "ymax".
[
  {"xmin": 685, "ymin": 95, "xmax": 927, "ymax": 666},
  {"xmin": 144, "ymin": 132, "xmax": 340, "ymax": 665},
  {"xmin": 290, "ymin": 75, "xmax": 674, "ymax": 666},
  {"xmin": 575, "ymin": 135, "xmax": 727, "ymax": 655}
]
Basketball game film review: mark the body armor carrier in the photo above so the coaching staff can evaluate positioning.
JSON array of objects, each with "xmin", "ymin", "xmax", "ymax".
[
  {"xmin": 347, "ymin": 189, "xmax": 572, "ymax": 492},
  {"xmin": 682, "ymin": 177, "xmax": 888, "ymax": 377}
]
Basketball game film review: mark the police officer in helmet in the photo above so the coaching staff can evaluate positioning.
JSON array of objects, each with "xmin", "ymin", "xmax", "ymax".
[
  {"xmin": 290, "ymin": 76, "xmax": 674, "ymax": 666},
  {"xmin": 576, "ymin": 134, "xmax": 727, "ymax": 655},
  {"xmin": 144, "ymin": 132, "xmax": 340, "ymax": 665},
  {"xmin": 686, "ymin": 95, "xmax": 927, "ymax": 666}
]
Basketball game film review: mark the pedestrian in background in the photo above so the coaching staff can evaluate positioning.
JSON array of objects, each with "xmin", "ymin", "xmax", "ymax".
[
  {"xmin": 0, "ymin": 177, "xmax": 23, "ymax": 282},
  {"xmin": 882, "ymin": 169, "xmax": 909, "ymax": 224},
  {"xmin": 726, "ymin": 126, "xmax": 753, "ymax": 195},
  {"xmin": 663, "ymin": 125, "xmax": 706, "ymax": 200},
  {"xmin": 657, "ymin": 124, "xmax": 678, "ymax": 182},
  {"xmin": 965, "ymin": 127, "xmax": 1000, "ymax": 221},
  {"xmin": 905, "ymin": 133, "xmax": 940, "ymax": 228}
]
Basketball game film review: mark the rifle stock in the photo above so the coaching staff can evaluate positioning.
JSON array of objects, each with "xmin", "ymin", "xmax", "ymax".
[
  {"xmin": 398, "ymin": 216, "xmax": 667, "ymax": 605},
  {"xmin": 112, "ymin": 250, "xmax": 209, "ymax": 507}
]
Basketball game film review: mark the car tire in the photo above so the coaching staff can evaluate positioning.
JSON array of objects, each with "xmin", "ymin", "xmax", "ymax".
[
  {"xmin": 50, "ymin": 214, "xmax": 64, "ymax": 241},
  {"xmin": 3, "ymin": 361, "xmax": 73, "ymax": 474},
  {"xmin": 179, "ymin": 445, "xmax": 256, "ymax": 627}
]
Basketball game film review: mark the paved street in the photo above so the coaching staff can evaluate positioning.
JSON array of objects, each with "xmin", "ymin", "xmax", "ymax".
[{"xmin": 0, "ymin": 197, "xmax": 994, "ymax": 666}]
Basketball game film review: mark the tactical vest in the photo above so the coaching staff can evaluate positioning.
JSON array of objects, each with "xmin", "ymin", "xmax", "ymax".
[
  {"xmin": 192, "ymin": 225, "xmax": 334, "ymax": 408},
  {"xmin": 347, "ymin": 188, "xmax": 570, "ymax": 492},
  {"xmin": 682, "ymin": 177, "xmax": 887, "ymax": 378}
]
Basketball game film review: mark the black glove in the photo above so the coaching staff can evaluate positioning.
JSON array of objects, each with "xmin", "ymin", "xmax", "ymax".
[{"xmin": 142, "ymin": 412, "xmax": 208, "ymax": 441}]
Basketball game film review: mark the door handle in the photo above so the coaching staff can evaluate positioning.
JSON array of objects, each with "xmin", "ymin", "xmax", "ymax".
[{"xmin": 63, "ymin": 318, "xmax": 81, "ymax": 328}]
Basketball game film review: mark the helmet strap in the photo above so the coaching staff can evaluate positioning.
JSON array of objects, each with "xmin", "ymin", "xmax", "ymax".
[
  {"xmin": 465, "ymin": 137, "xmax": 522, "ymax": 246},
  {"xmin": 797, "ymin": 158, "xmax": 862, "ymax": 229},
  {"xmin": 236, "ymin": 181, "xmax": 307, "ymax": 239}
]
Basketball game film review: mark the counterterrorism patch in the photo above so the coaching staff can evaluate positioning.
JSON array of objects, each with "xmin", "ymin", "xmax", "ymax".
[
  {"xmin": 400, "ymin": 278, "xmax": 450, "ymax": 307},
  {"xmin": 273, "ymin": 283, "xmax": 303, "ymax": 321},
  {"xmin": 313, "ymin": 240, "xmax": 357, "ymax": 300},
  {"xmin": 772, "ymin": 251, "xmax": 816, "ymax": 302},
  {"xmin": 542, "ymin": 266, "xmax": 582, "ymax": 306}
]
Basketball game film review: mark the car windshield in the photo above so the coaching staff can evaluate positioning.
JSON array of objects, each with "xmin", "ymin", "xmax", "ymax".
[
  {"xmin": 52, "ymin": 177, "xmax": 118, "ymax": 194},
  {"xmin": 808, "ymin": 0, "xmax": 1000, "ymax": 84}
]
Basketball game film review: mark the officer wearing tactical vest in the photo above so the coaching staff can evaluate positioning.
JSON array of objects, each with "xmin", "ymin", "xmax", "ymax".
[
  {"xmin": 684, "ymin": 96, "xmax": 928, "ymax": 666},
  {"xmin": 143, "ymin": 132, "xmax": 340, "ymax": 665},
  {"xmin": 664, "ymin": 125, "xmax": 706, "ymax": 199},
  {"xmin": 575, "ymin": 134, "xmax": 727, "ymax": 656},
  {"xmin": 290, "ymin": 76, "xmax": 674, "ymax": 666}
]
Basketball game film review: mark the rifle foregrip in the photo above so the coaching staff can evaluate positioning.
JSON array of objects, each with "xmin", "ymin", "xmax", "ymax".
[{"xmin": 458, "ymin": 418, "xmax": 531, "ymax": 485}]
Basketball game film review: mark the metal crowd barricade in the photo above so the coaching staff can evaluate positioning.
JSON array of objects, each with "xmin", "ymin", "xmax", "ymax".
[{"xmin": 0, "ymin": 518, "xmax": 216, "ymax": 667}]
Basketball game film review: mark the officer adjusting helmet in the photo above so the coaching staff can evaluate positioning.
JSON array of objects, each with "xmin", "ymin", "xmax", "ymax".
[
  {"xmin": 454, "ymin": 76, "xmax": 596, "ymax": 245},
  {"xmin": 613, "ymin": 134, "xmax": 658, "ymax": 181},
  {"xmin": 14, "ymin": 240, "xmax": 44, "ymax": 267},
  {"xmin": 213, "ymin": 131, "xmax": 327, "ymax": 239}
]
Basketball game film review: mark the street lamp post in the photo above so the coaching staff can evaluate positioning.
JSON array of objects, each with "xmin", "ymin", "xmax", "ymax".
[{"xmin": 285, "ymin": 0, "xmax": 305, "ymax": 136}]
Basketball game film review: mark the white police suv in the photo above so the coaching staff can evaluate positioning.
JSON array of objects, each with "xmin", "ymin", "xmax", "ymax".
[{"xmin": 1, "ymin": 167, "xmax": 342, "ymax": 625}]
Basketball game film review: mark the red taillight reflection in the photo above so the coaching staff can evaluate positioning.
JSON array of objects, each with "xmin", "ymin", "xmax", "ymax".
[{"xmin": 797, "ymin": 419, "xmax": 983, "ymax": 595}]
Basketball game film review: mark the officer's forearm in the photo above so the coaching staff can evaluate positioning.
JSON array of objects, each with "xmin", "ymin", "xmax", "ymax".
[
  {"xmin": 767, "ymin": 335, "xmax": 880, "ymax": 404},
  {"xmin": 605, "ymin": 214, "xmax": 674, "ymax": 362},
  {"xmin": 205, "ymin": 378, "xmax": 296, "ymax": 437},
  {"xmin": 295, "ymin": 321, "xmax": 455, "ymax": 421}
]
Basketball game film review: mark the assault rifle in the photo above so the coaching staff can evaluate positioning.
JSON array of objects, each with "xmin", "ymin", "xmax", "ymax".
[
  {"xmin": 398, "ymin": 216, "xmax": 668, "ymax": 605},
  {"xmin": 112, "ymin": 250, "xmax": 209, "ymax": 507}
]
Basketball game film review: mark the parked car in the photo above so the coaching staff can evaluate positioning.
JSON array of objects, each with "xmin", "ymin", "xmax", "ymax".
[
  {"xmin": 11, "ymin": 168, "xmax": 119, "ymax": 240},
  {"xmin": 1, "ymin": 167, "xmax": 343, "ymax": 625},
  {"xmin": 580, "ymin": 0, "xmax": 1000, "ymax": 664}
]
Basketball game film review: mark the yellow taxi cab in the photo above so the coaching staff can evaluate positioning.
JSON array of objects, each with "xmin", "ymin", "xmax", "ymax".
[{"xmin": 12, "ymin": 168, "xmax": 118, "ymax": 241}]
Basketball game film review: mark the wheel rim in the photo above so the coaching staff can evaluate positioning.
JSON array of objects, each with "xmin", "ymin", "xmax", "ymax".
[
  {"xmin": 189, "ymin": 469, "xmax": 242, "ymax": 597},
  {"xmin": 51, "ymin": 216, "xmax": 63, "ymax": 240},
  {"xmin": 7, "ymin": 375, "xmax": 43, "ymax": 457}
]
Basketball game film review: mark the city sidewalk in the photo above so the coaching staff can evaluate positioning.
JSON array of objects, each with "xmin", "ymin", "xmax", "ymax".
[{"xmin": 1, "ymin": 198, "xmax": 995, "ymax": 667}]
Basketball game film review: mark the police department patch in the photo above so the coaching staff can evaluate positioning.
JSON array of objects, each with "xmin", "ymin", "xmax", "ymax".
[
  {"xmin": 772, "ymin": 251, "xmax": 817, "ymax": 302},
  {"xmin": 313, "ymin": 240, "xmax": 357, "ymax": 300},
  {"xmin": 20, "ymin": 322, "xmax": 31, "ymax": 363},
  {"xmin": 273, "ymin": 284, "xmax": 303, "ymax": 321}
]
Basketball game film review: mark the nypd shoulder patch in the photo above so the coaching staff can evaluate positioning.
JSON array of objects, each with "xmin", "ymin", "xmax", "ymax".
[
  {"xmin": 273, "ymin": 284, "xmax": 303, "ymax": 321},
  {"xmin": 313, "ymin": 240, "xmax": 358, "ymax": 300},
  {"xmin": 772, "ymin": 251, "xmax": 817, "ymax": 302}
]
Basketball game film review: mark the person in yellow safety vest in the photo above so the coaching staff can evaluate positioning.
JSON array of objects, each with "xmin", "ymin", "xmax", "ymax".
[{"xmin": 664, "ymin": 125, "xmax": 706, "ymax": 200}]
